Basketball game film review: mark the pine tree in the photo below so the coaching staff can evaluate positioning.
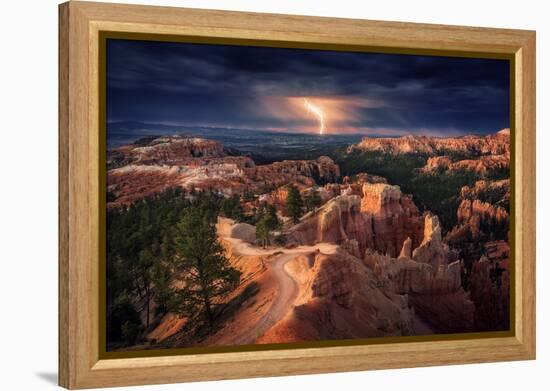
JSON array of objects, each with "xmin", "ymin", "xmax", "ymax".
[
  {"xmin": 170, "ymin": 206, "xmax": 241, "ymax": 326},
  {"xmin": 256, "ymin": 204, "xmax": 280, "ymax": 248},
  {"xmin": 286, "ymin": 185, "xmax": 304, "ymax": 224},
  {"xmin": 150, "ymin": 258, "xmax": 172, "ymax": 317},
  {"xmin": 131, "ymin": 248, "xmax": 154, "ymax": 328},
  {"xmin": 256, "ymin": 216, "xmax": 270, "ymax": 249},
  {"xmin": 220, "ymin": 195, "xmax": 244, "ymax": 221},
  {"xmin": 304, "ymin": 188, "xmax": 322, "ymax": 212}
]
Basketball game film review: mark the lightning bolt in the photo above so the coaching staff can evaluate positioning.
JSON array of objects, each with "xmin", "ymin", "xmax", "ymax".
[{"xmin": 303, "ymin": 98, "xmax": 325, "ymax": 135}]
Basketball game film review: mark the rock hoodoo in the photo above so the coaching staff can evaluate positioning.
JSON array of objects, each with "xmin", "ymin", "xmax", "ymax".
[
  {"xmin": 289, "ymin": 183, "xmax": 424, "ymax": 258},
  {"xmin": 412, "ymin": 214, "xmax": 447, "ymax": 271}
]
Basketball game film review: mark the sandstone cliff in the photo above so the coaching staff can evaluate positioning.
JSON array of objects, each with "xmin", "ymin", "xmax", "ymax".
[
  {"xmin": 363, "ymin": 213, "xmax": 474, "ymax": 332},
  {"xmin": 258, "ymin": 249, "xmax": 417, "ymax": 343},
  {"xmin": 421, "ymin": 154, "xmax": 509, "ymax": 175},
  {"xmin": 248, "ymin": 156, "xmax": 340, "ymax": 189},
  {"xmin": 348, "ymin": 129, "xmax": 510, "ymax": 156},
  {"xmin": 446, "ymin": 180, "xmax": 510, "ymax": 244},
  {"xmin": 468, "ymin": 242, "xmax": 510, "ymax": 331},
  {"xmin": 108, "ymin": 135, "xmax": 226, "ymax": 168},
  {"xmin": 460, "ymin": 179, "xmax": 510, "ymax": 206},
  {"xmin": 289, "ymin": 183, "xmax": 424, "ymax": 258}
]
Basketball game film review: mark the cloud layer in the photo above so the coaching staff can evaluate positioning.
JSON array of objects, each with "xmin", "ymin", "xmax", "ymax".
[{"xmin": 107, "ymin": 39, "xmax": 510, "ymax": 136}]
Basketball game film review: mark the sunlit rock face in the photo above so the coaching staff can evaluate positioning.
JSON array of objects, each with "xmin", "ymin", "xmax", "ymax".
[
  {"xmin": 257, "ymin": 250, "xmax": 417, "ymax": 343},
  {"xmin": 249, "ymin": 156, "xmax": 340, "ymax": 189},
  {"xmin": 420, "ymin": 154, "xmax": 509, "ymax": 176},
  {"xmin": 360, "ymin": 183, "xmax": 424, "ymax": 257},
  {"xmin": 289, "ymin": 183, "xmax": 424, "ymax": 258},
  {"xmin": 348, "ymin": 129, "xmax": 510, "ymax": 156},
  {"xmin": 412, "ymin": 214, "xmax": 447, "ymax": 271},
  {"xmin": 445, "ymin": 179, "xmax": 510, "ymax": 245},
  {"xmin": 107, "ymin": 135, "xmax": 227, "ymax": 168}
]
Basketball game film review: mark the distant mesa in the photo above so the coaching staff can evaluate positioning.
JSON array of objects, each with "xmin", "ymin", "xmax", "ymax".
[
  {"xmin": 107, "ymin": 135, "xmax": 227, "ymax": 168},
  {"xmin": 348, "ymin": 129, "xmax": 510, "ymax": 156}
]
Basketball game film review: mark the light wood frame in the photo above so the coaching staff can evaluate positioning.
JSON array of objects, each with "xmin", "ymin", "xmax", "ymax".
[{"xmin": 59, "ymin": 1, "xmax": 536, "ymax": 389}]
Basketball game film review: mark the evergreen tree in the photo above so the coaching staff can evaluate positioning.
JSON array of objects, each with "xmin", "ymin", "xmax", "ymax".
[
  {"xmin": 170, "ymin": 206, "xmax": 241, "ymax": 326},
  {"xmin": 256, "ymin": 204, "xmax": 280, "ymax": 248},
  {"xmin": 135, "ymin": 249, "xmax": 154, "ymax": 328},
  {"xmin": 150, "ymin": 258, "xmax": 173, "ymax": 317},
  {"xmin": 286, "ymin": 185, "xmax": 304, "ymax": 223},
  {"xmin": 304, "ymin": 188, "xmax": 322, "ymax": 212},
  {"xmin": 220, "ymin": 195, "xmax": 244, "ymax": 221}
]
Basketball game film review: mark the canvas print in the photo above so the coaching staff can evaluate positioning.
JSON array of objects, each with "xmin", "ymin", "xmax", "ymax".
[{"xmin": 105, "ymin": 39, "xmax": 511, "ymax": 352}]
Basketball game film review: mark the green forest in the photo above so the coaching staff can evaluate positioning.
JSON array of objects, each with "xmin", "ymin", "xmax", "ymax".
[
  {"xmin": 106, "ymin": 187, "xmax": 289, "ymax": 347},
  {"xmin": 106, "ymin": 188, "xmax": 244, "ymax": 347}
]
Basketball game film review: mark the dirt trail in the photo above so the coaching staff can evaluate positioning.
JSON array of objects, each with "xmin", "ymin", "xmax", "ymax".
[
  {"xmin": 229, "ymin": 252, "xmax": 299, "ymax": 346},
  {"xmin": 221, "ymin": 236, "xmax": 337, "ymax": 346},
  {"xmin": 224, "ymin": 236, "xmax": 337, "ymax": 257}
]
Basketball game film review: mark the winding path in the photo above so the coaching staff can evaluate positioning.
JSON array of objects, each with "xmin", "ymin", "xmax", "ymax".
[
  {"xmin": 220, "ymin": 234, "xmax": 434, "ymax": 344},
  {"xmin": 230, "ymin": 252, "xmax": 299, "ymax": 345},
  {"xmin": 222, "ymin": 236, "xmax": 337, "ymax": 345}
]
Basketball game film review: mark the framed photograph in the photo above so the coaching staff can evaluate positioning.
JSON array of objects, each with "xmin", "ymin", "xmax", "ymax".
[{"xmin": 59, "ymin": 1, "xmax": 536, "ymax": 389}]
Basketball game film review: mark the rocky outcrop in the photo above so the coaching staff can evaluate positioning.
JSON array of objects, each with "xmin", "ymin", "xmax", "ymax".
[
  {"xmin": 264, "ymin": 181, "xmax": 340, "ymax": 216},
  {"xmin": 288, "ymin": 183, "xmax": 424, "ymax": 258},
  {"xmin": 468, "ymin": 242, "xmax": 510, "ymax": 331},
  {"xmin": 107, "ymin": 136, "xmax": 341, "ymax": 207},
  {"xmin": 289, "ymin": 194, "xmax": 369, "ymax": 249},
  {"xmin": 412, "ymin": 214, "xmax": 447, "ymax": 270},
  {"xmin": 362, "ymin": 214, "xmax": 474, "ymax": 332},
  {"xmin": 107, "ymin": 157, "xmax": 255, "ymax": 207},
  {"xmin": 398, "ymin": 237, "xmax": 412, "ymax": 259},
  {"xmin": 460, "ymin": 179, "xmax": 510, "ymax": 206},
  {"xmin": 444, "ymin": 177, "xmax": 510, "ymax": 247},
  {"xmin": 449, "ymin": 155, "xmax": 509, "ymax": 175},
  {"xmin": 446, "ymin": 199, "xmax": 509, "ymax": 243},
  {"xmin": 249, "ymin": 156, "xmax": 340, "ymax": 190},
  {"xmin": 420, "ymin": 154, "xmax": 509, "ymax": 176},
  {"xmin": 317, "ymin": 183, "xmax": 345, "ymax": 204},
  {"xmin": 107, "ymin": 165, "xmax": 185, "ymax": 207},
  {"xmin": 108, "ymin": 135, "xmax": 226, "ymax": 168},
  {"xmin": 258, "ymin": 250, "xmax": 417, "ymax": 343},
  {"xmin": 421, "ymin": 156, "xmax": 453, "ymax": 172},
  {"xmin": 458, "ymin": 199, "xmax": 509, "ymax": 228},
  {"xmin": 263, "ymin": 209, "xmax": 476, "ymax": 341},
  {"xmin": 361, "ymin": 183, "xmax": 424, "ymax": 257},
  {"xmin": 342, "ymin": 173, "xmax": 388, "ymax": 186},
  {"xmin": 348, "ymin": 129, "xmax": 510, "ymax": 156},
  {"xmin": 216, "ymin": 217, "xmax": 256, "ymax": 244},
  {"xmin": 367, "ymin": 215, "xmax": 463, "ymax": 295}
]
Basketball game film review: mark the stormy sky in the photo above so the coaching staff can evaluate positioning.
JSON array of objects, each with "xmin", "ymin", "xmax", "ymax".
[{"xmin": 107, "ymin": 39, "xmax": 510, "ymax": 137}]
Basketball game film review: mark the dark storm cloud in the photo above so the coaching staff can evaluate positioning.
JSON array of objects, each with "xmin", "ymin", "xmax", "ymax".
[{"xmin": 107, "ymin": 39, "xmax": 509, "ymax": 135}]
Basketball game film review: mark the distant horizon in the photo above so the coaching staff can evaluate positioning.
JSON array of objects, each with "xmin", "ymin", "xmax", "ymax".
[{"xmin": 107, "ymin": 119, "xmax": 506, "ymax": 146}]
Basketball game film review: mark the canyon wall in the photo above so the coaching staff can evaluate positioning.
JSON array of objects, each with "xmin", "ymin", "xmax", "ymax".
[{"xmin": 289, "ymin": 183, "xmax": 424, "ymax": 258}]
